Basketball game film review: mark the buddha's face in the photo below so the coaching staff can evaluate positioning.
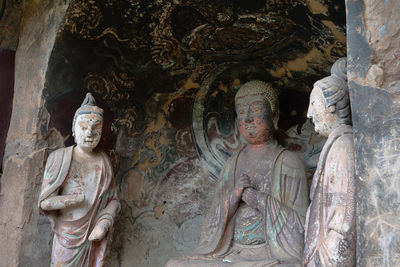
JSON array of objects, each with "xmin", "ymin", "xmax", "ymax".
[
  {"xmin": 73, "ymin": 113, "xmax": 103, "ymax": 152},
  {"xmin": 307, "ymin": 85, "xmax": 340, "ymax": 137},
  {"xmin": 235, "ymin": 94, "xmax": 274, "ymax": 145}
]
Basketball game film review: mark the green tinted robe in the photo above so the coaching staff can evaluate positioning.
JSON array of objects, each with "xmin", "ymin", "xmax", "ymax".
[{"xmin": 195, "ymin": 143, "xmax": 309, "ymax": 265}]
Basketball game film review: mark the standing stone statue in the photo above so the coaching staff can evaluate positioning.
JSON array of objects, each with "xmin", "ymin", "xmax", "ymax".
[
  {"xmin": 167, "ymin": 80, "xmax": 309, "ymax": 266},
  {"xmin": 303, "ymin": 58, "xmax": 356, "ymax": 266},
  {"xmin": 38, "ymin": 93, "xmax": 120, "ymax": 267}
]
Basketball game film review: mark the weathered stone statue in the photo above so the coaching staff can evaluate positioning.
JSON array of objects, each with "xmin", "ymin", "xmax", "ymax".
[
  {"xmin": 38, "ymin": 93, "xmax": 120, "ymax": 267},
  {"xmin": 303, "ymin": 57, "xmax": 356, "ymax": 266},
  {"xmin": 167, "ymin": 80, "xmax": 309, "ymax": 266}
]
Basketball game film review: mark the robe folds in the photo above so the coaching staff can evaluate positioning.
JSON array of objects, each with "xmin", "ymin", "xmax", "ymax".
[
  {"xmin": 191, "ymin": 143, "xmax": 309, "ymax": 266},
  {"xmin": 303, "ymin": 125, "xmax": 356, "ymax": 266},
  {"xmin": 38, "ymin": 146, "xmax": 120, "ymax": 267}
]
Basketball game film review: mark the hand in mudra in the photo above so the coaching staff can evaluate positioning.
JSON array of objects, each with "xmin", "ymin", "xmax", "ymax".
[
  {"xmin": 88, "ymin": 220, "xmax": 109, "ymax": 241},
  {"xmin": 242, "ymin": 187, "xmax": 260, "ymax": 210},
  {"xmin": 235, "ymin": 173, "xmax": 251, "ymax": 196}
]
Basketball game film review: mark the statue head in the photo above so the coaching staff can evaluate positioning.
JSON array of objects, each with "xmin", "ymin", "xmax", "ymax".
[
  {"xmin": 235, "ymin": 80, "xmax": 279, "ymax": 145},
  {"xmin": 72, "ymin": 93, "xmax": 104, "ymax": 152},
  {"xmin": 307, "ymin": 57, "xmax": 350, "ymax": 137}
]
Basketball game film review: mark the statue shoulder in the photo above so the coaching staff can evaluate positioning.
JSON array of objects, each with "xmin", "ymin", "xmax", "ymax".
[
  {"xmin": 98, "ymin": 149, "xmax": 112, "ymax": 164},
  {"xmin": 46, "ymin": 147, "xmax": 70, "ymax": 166},
  {"xmin": 218, "ymin": 152, "xmax": 241, "ymax": 182},
  {"xmin": 330, "ymin": 131, "xmax": 354, "ymax": 156},
  {"xmin": 278, "ymin": 149, "xmax": 306, "ymax": 176}
]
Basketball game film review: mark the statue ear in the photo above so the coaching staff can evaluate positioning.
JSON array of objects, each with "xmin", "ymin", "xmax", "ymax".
[
  {"xmin": 328, "ymin": 105, "xmax": 336, "ymax": 113},
  {"xmin": 273, "ymin": 113, "xmax": 279, "ymax": 130}
]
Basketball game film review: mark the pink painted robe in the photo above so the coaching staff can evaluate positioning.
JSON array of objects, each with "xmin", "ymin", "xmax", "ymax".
[{"xmin": 38, "ymin": 146, "xmax": 119, "ymax": 267}]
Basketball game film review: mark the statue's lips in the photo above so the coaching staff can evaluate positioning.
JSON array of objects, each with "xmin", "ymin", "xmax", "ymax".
[{"xmin": 244, "ymin": 124, "xmax": 257, "ymax": 132}]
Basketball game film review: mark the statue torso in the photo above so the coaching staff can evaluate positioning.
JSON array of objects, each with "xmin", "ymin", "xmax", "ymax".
[
  {"xmin": 58, "ymin": 152, "xmax": 103, "ymax": 221},
  {"xmin": 233, "ymin": 143, "xmax": 279, "ymax": 245}
]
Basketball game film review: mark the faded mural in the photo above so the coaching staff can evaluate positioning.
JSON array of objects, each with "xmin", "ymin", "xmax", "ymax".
[{"xmin": 42, "ymin": 0, "xmax": 346, "ymax": 265}]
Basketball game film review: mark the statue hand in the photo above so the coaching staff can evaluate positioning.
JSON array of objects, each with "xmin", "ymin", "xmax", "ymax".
[
  {"xmin": 242, "ymin": 187, "xmax": 259, "ymax": 210},
  {"xmin": 235, "ymin": 173, "xmax": 251, "ymax": 196},
  {"xmin": 88, "ymin": 220, "xmax": 109, "ymax": 242}
]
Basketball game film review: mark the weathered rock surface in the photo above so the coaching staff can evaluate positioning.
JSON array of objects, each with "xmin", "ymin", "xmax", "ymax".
[{"xmin": 347, "ymin": 0, "xmax": 400, "ymax": 266}]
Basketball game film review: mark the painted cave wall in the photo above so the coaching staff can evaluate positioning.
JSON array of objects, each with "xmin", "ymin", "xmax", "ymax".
[{"xmin": 43, "ymin": 0, "xmax": 346, "ymax": 265}]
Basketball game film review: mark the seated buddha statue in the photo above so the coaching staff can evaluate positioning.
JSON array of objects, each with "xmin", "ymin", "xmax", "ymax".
[{"xmin": 167, "ymin": 80, "xmax": 309, "ymax": 266}]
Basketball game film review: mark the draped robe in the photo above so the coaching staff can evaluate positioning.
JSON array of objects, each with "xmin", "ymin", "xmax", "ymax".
[
  {"xmin": 167, "ymin": 142, "xmax": 309, "ymax": 266},
  {"xmin": 38, "ymin": 146, "xmax": 120, "ymax": 267},
  {"xmin": 303, "ymin": 125, "xmax": 356, "ymax": 266}
]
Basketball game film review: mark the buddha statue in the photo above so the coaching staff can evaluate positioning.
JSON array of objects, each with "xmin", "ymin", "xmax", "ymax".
[
  {"xmin": 38, "ymin": 93, "xmax": 120, "ymax": 266},
  {"xmin": 167, "ymin": 80, "xmax": 309, "ymax": 266}
]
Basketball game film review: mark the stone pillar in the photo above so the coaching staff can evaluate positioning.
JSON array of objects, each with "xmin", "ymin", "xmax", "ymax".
[
  {"xmin": 0, "ymin": 1, "xmax": 71, "ymax": 266},
  {"xmin": 346, "ymin": 0, "xmax": 400, "ymax": 266}
]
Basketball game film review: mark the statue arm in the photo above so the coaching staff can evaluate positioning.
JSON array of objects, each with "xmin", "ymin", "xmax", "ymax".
[
  {"xmin": 96, "ymin": 198, "xmax": 120, "ymax": 228},
  {"xmin": 40, "ymin": 193, "xmax": 85, "ymax": 210},
  {"xmin": 39, "ymin": 147, "xmax": 80, "ymax": 211},
  {"xmin": 227, "ymin": 172, "xmax": 251, "ymax": 220},
  {"xmin": 324, "ymin": 136, "xmax": 356, "ymax": 239},
  {"xmin": 261, "ymin": 152, "xmax": 309, "ymax": 263},
  {"xmin": 89, "ymin": 183, "xmax": 120, "ymax": 242}
]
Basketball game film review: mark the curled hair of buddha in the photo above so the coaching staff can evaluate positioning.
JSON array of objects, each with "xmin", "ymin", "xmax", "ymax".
[
  {"xmin": 235, "ymin": 80, "xmax": 279, "ymax": 129},
  {"xmin": 315, "ymin": 57, "xmax": 351, "ymax": 125},
  {"xmin": 72, "ymin": 92, "xmax": 104, "ymax": 135}
]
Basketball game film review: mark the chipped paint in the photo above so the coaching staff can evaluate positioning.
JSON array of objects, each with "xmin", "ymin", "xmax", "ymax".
[
  {"xmin": 154, "ymin": 202, "xmax": 167, "ymax": 219},
  {"xmin": 307, "ymin": 0, "xmax": 329, "ymax": 15},
  {"xmin": 287, "ymin": 48, "xmax": 324, "ymax": 72},
  {"xmin": 322, "ymin": 20, "xmax": 347, "ymax": 44},
  {"xmin": 379, "ymin": 25, "xmax": 387, "ymax": 38},
  {"xmin": 127, "ymin": 170, "xmax": 145, "ymax": 202}
]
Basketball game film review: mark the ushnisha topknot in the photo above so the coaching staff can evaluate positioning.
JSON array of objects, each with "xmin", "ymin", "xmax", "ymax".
[
  {"xmin": 235, "ymin": 80, "xmax": 279, "ymax": 115},
  {"xmin": 72, "ymin": 92, "xmax": 104, "ymax": 134}
]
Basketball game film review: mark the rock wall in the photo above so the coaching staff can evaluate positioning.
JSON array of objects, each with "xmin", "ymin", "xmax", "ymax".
[
  {"xmin": 346, "ymin": 0, "xmax": 400, "ymax": 266},
  {"xmin": 0, "ymin": 0, "xmax": 25, "ymax": 50},
  {"xmin": 0, "ymin": 1, "xmax": 71, "ymax": 266}
]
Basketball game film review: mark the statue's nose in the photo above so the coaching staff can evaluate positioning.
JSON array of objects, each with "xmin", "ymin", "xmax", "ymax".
[
  {"xmin": 244, "ymin": 109, "xmax": 253, "ymax": 122},
  {"xmin": 245, "ymin": 116, "xmax": 253, "ymax": 123},
  {"xmin": 307, "ymin": 108, "xmax": 312, "ymax": 119}
]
